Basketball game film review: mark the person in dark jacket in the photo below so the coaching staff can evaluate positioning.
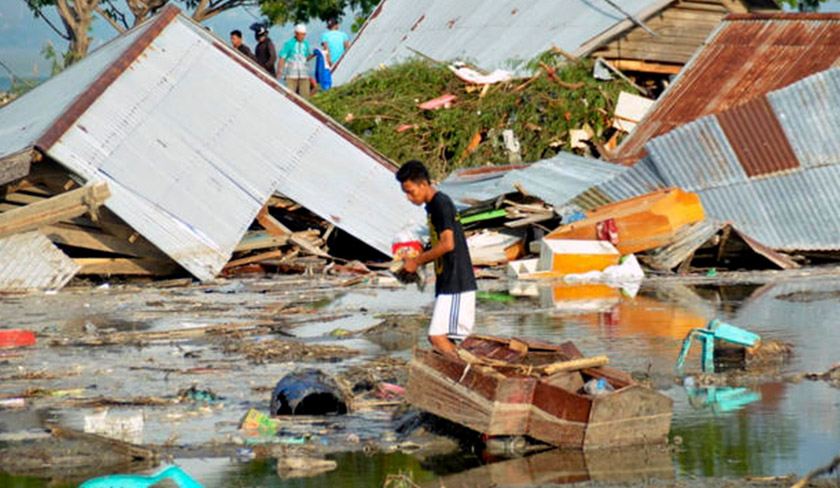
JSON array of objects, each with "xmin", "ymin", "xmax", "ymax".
[
  {"xmin": 230, "ymin": 30, "xmax": 254, "ymax": 60},
  {"xmin": 253, "ymin": 25, "xmax": 276, "ymax": 76}
]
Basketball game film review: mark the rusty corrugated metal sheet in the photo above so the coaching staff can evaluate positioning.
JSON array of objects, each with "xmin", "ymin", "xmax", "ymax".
[
  {"xmin": 613, "ymin": 13, "xmax": 840, "ymax": 167},
  {"xmin": 716, "ymin": 96, "xmax": 799, "ymax": 177},
  {"xmin": 642, "ymin": 68, "xmax": 840, "ymax": 250},
  {"xmin": 0, "ymin": 232, "xmax": 80, "ymax": 291}
]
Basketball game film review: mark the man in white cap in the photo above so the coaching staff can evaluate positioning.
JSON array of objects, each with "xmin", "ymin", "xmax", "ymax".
[{"xmin": 277, "ymin": 24, "xmax": 314, "ymax": 98}]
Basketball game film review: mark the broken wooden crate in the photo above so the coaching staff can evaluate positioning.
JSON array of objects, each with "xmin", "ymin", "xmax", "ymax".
[{"xmin": 406, "ymin": 335, "xmax": 672, "ymax": 449}]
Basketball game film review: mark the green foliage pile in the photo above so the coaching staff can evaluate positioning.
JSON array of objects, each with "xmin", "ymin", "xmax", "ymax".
[{"xmin": 311, "ymin": 55, "xmax": 638, "ymax": 179}]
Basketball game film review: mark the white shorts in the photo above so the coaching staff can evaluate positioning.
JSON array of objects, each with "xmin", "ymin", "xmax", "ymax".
[{"xmin": 429, "ymin": 291, "xmax": 476, "ymax": 339}]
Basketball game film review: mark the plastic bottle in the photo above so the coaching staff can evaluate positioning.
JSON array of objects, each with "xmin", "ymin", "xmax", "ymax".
[{"xmin": 583, "ymin": 378, "xmax": 614, "ymax": 396}]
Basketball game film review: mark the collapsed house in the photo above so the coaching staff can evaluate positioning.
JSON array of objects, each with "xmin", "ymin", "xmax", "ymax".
[
  {"xmin": 595, "ymin": 14, "xmax": 840, "ymax": 253},
  {"xmin": 0, "ymin": 5, "xmax": 423, "ymax": 290},
  {"xmin": 610, "ymin": 13, "xmax": 840, "ymax": 167},
  {"xmin": 330, "ymin": 0, "xmax": 776, "ymax": 87},
  {"xmin": 635, "ymin": 68, "xmax": 840, "ymax": 253}
]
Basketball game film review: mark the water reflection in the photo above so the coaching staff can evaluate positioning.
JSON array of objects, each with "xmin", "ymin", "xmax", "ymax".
[
  {"xmin": 684, "ymin": 384, "xmax": 762, "ymax": 414},
  {"xmin": 498, "ymin": 279, "xmax": 840, "ymax": 479},
  {"xmin": 422, "ymin": 446, "xmax": 674, "ymax": 487}
]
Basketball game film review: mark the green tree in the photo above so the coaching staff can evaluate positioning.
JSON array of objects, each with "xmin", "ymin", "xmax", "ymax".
[
  {"xmin": 25, "ymin": 0, "xmax": 377, "ymax": 64},
  {"xmin": 24, "ymin": 0, "xmax": 104, "ymax": 63},
  {"xmin": 782, "ymin": 0, "xmax": 827, "ymax": 11},
  {"xmin": 258, "ymin": 0, "xmax": 378, "ymax": 25}
]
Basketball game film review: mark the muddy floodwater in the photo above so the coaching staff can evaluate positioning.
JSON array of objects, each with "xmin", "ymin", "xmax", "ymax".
[{"xmin": 0, "ymin": 272, "xmax": 838, "ymax": 487}]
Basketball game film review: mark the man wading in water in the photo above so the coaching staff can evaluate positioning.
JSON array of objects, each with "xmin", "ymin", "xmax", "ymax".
[{"xmin": 396, "ymin": 160, "xmax": 477, "ymax": 358}]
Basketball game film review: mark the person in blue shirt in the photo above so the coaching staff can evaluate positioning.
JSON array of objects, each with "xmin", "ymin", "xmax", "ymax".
[{"xmin": 320, "ymin": 18, "xmax": 350, "ymax": 68}]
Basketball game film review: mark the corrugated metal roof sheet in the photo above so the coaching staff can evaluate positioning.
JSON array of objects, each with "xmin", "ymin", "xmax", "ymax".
[
  {"xmin": 438, "ymin": 153, "xmax": 626, "ymax": 210},
  {"xmin": 643, "ymin": 68, "xmax": 840, "ymax": 251},
  {"xmin": 0, "ymin": 23, "xmax": 152, "ymax": 163},
  {"xmin": 594, "ymin": 155, "xmax": 666, "ymax": 206},
  {"xmin": 331, "ymin": 0, "xmax": 671, "ymax": 86},
  {"xmin": 0, "ymin": 232, "xmax": 80, "ymax": 291},
  {"xmin": 613, "ymin": 13, "xmax": 840, "ymax": 167},
  {"xmin": 0, "ymin": 6, "xmax": 423, "ymax": 280}
]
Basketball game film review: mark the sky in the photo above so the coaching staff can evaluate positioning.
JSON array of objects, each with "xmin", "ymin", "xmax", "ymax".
[
  {"xmin": 2, "ymin": 0, "xmax": 840, "ymax": 80},
  {"xmin": 0, "ymin": 0, "xmax": 349, "ymax": 78}
]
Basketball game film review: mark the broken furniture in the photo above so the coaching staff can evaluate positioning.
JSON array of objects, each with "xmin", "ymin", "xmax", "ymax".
[
  {"xmin": 546, "ymin": 188, "xmax": 705, "ymax": 255},
  {"xmin": 675, "ymin": 319, "xmax": 760, "ymax": 374},
  {"xmin": 406, "ymin": 335, "xmax": 672, "ymax": 449}
]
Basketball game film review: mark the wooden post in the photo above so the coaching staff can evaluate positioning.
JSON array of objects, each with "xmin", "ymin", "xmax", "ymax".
[{"xmin": 0, "ymin": 182, "xmax": 110, "ymax": 239}]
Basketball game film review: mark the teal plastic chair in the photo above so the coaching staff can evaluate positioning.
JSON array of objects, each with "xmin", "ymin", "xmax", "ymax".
[
  {"xmin": 80, "ymin": 465, "xmax": 204, "ymax": 488},
  {"xmin": 675, "ymin": 319, "xmax": 760, "ymax": 374}
]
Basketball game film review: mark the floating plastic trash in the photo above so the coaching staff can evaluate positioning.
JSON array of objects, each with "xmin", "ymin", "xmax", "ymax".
[{"xmin": 79, "ymin": 465, "xmax": 204, "ymax": 488}]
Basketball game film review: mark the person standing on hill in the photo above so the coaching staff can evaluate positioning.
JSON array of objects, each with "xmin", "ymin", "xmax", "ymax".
[
  {"xmin": 396, "ymin": 160, "xmax": 477, "ymax": 358},
  {"xmin": 253, "ymin": 25, "xmax": 276, "ymax": 76},
  {"xmin": 320, "ymin": 18, "xmax": 350, "ymax": 68},
  {"xmin": 277, "ymin": 24, "xmax": 314, "ymax": 98},
  {"xmin": 230, "ymin": 30, "xmax": 254, "ymax": 60}
]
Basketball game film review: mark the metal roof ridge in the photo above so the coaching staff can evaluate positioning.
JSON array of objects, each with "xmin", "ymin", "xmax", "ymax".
[
  {"xmin": 723, "ymin": 12, "xmax": 840, "ymax": 21},
  {"xmin": 36, "ymin": 4, "xmax": 182, "ymax": 151}
]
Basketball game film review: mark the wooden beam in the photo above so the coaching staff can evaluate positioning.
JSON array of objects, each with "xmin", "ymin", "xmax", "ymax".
[
  {"xmin": 604, "ymin": 59, "xmax": 683, "ymax": 75},
  {"xmin": 235, "ymin": 231, "xmax": 290, "ymax": 252},
  {"xmin": 256, "ymin": 205, "xmax": 329, "ymax": 258},
  {"xmin": 42, "ymin": 223, "xmax": 165, "ymax": 258},
  {"xmin": 256, "ymin": 204, "xmax": 292, "ymax": 235},
  {"xmin": 0, "ymin": 148, "xmax": 33, "ymax": 187},
  {"xmin": 74, "ymin": 257, "xmax": 178, "ymax": 276},
  {"xmin": 224, "ymin": 250, "xmax": 286, "ymax": 269},
  {"xmin": 0, "ymin": 182, "xmax": 110, "ymax": 239}
]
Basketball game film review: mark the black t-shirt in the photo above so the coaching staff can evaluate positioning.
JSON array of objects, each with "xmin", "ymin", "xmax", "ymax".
[{"xmin": 426, "ymin": 192, "xmax": 477, "ymax": 296}]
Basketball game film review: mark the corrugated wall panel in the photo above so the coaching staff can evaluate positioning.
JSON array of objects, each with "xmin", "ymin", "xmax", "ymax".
[
  {"xmin": 41, "ymin": 12, "xmax": 423, "ymax": 280},
  {"xmin": 613, "ymin": 15, "xmax": 840, "ymax": 167},
  {"xmin": 769, "ymin": 68, "xmax": 840, "ymax": 169},
  {"xmin": 332, "ymin": 0, "xmax": 669, "ymax": 85},
  {"xmin": 0, "ymin": 232, "xmax": 79, "ymax": 291},
  {"xmin": 646, "ymin": 117, "xmax": 747, "ymax": 190},
  {"xmin": 0, "ymin": 20, "xmax": 152, "ymax": 161},
  {"xmin": 595, "ymin": 156, "xmax": 666, "ymax": 204},
  {"xmin": 438, "ymin": 153, "xmax": 625, "ymax": 210},
  {"xmin": 715, "ymin": 96, "xmax": 798, "ymax": 177}
]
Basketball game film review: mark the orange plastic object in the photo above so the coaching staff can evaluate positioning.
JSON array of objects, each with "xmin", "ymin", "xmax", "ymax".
[
  {"xmin": 0, "ymin": 330, "xmax": 36, "ymax": 349},
  {"xmin": 418, "ymin": 94, "xmax": 456, "ymax": 110},
  {"xmin": 546, "ymin": 188, "xmax": 705, "ymax": 255},
  {"xmin": 537, "ymin": 239, "xmax": 620, "ymax": 275}
]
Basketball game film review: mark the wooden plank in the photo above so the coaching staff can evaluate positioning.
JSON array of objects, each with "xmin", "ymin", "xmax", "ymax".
[
  {"xmin": 604, "ymin": 59, "xmax": 683, "ymax": 75},
  {"xmin": 41, "ymin": 223, "xmax": 165, "ymax": 258},
  {"xmin": 0, "ymin": 182, "xmax": 110, "ymax": 239},
  {"xmin": 0, "ymin": 149, "xmax": 33, "ymax": 186},
  {"xmin": 3, "ymin": 192, "xmax": 47, "ymax": 205},
  {"xmin": 51, "ymin": 426, "xmax": 158, "ymax": 462},
  {"xmin": 74, "ymin": 257, "xmax": 178, "ymax": 276},
  {"xmin": 584, "ymin": 385, "xmax": 673, "ymax": 448},
  {"xmin": 224, "ymin": 250, "xmax": 286, "ymax": 269},
  {"xmin": 542, "ymin": 356, "xmax": 609, "ymax": 375},
  {"xmin": 504, "ymin": 212, "xmax": 555, "ymax": 228},
  {"xmin": 235, "ymin": 231, "xmax": 290, "ymax": 252},
  {"xmin": 257, "ymin": 204, "xmax": 292, "ymax": 235},
  {"xmin": 675, "ymin": 1, "xmax": 729, "ymax": 12}
]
